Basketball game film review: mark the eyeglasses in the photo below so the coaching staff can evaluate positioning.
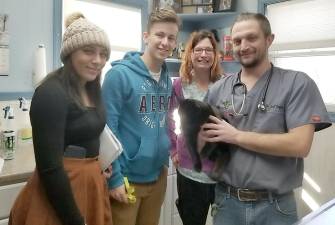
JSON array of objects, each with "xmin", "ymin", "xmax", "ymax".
[{"xmin": 193, "ymin": 47, "xmax": 214, "ymax": 55}]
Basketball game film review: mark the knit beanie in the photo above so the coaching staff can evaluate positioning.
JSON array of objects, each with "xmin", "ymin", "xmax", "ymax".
[{"xmin": 60, "ymin": 12, "xmax": 111, "ymax": 62}]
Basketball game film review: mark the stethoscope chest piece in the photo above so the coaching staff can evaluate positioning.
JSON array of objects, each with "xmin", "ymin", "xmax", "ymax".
[{"xmin": 257, "ymin": 101, "xmax": 266, "ymax": 112}]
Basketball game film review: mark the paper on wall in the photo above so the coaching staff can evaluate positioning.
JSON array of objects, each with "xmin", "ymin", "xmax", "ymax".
[
  {"xmin": 0, "ymin": 14, "xmax": 9, "ymax": 76},
  {"xmin": 0, "ymin": 46, "xmax": 9, "ymax": 76}
]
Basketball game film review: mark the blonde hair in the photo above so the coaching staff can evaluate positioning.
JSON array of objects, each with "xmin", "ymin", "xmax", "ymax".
[
  {"xmin": 147, "ymin": 8, "xmax": 181, "ymax": 32},
  {"xmin": 180, "ymin": 30, "xmax": 222, "ymax": 84}
]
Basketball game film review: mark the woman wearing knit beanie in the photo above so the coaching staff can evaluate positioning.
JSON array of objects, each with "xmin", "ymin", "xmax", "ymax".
[{"xmin": 9, "ymin": 12, "xmax": 113, "ymax": 225}]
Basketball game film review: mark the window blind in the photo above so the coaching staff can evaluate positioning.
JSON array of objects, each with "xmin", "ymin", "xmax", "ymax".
[
  {"xmin": 63, "ymin": 0, "xmax": 141, "ymax": 53},
  {"xmin": 266, "ymin": 0, "xmax": 335, "ymax": 51},
  {"xmin": 62, "ymin": 0, "xmax": 142, "ymax": 81}
]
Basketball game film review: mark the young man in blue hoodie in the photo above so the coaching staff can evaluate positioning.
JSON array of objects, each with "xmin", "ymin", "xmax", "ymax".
[{"xmin": 102, "ymin": 8, "xmax": 180, "ymax": 225}]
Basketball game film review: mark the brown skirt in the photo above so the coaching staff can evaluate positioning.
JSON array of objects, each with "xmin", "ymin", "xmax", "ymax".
[{"xmin": 9, "ymin": 157, "xmax": 113, "ymax": 225}]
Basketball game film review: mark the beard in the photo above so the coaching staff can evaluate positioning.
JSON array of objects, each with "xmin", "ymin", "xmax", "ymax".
[
  {"xmin": 240, "ymin": 57, "xmax": 260, "ymax": 68},
  {"xmin": 235, "ymin": 49, "xmax": 266, "ymax": 68}
]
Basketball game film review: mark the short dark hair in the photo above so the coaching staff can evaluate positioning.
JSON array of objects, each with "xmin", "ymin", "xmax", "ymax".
[{"xmin": 231, "ymin": 12, "xmax": 272, "ymax": 37}]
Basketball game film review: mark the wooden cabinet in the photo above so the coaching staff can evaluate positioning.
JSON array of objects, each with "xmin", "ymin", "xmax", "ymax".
[
  {"xmin": 0, "ymin": 143, "xmax": 34, "ymax": 225},
  {"xmin": 0, "ymin": 182, "xmax": 26, "ymax": 224},
  {"xmin": 0, "ymin": 218, "xmax": 8, "ymax": 225}
]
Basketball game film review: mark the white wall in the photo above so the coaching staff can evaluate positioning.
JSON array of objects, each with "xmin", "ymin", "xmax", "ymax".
[
  {"xmin": 296, "ymin": 125, "xmax": 335, "ymax": 218},
  {"xmin": 0, "ymin": 0, "xmax": 54, "ymax": 93}
]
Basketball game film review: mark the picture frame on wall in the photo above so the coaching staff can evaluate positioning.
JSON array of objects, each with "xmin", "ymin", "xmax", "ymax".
[
  {"xmin": 197, "ymin": 5, "xmax": 213, "ymax": 14},
  {"xmin": 182, "ymin": 6, "xmax": 197, "ymax": 14},
  {"xmin": 183, "ymin": 0, "xmax": 192, "ymax": 5},
  {"xmin": 193, "ymin": 0, "xmax": 202, "ymax": 4},
  {"xmin": 213, "ymin": 0, "xmax": 236, "ymax": 12},
  {"xmin": 153, "ymin": 0, "xmax": 182, "ymax": 13},
  {"xmin": 181, "ymin": 0, "xmax": 213, "ymax": 14}
]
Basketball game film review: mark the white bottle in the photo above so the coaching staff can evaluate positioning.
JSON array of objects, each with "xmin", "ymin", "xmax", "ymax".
[{"xmin": 33, "ymin": 44, "xmax": 47, "ymax": 88}]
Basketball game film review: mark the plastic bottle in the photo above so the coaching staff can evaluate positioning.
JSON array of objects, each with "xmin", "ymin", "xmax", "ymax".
[
  {"xmin": 18, "ymin": 97, "xmax": 32, "ymax": 142},
  {"xmin": 223, "ymin": 35, "xmax": 234, "ymax": 61},
  {"xmin": 2, "ymin": 106, "xmax": 16, "ymax": 160}
]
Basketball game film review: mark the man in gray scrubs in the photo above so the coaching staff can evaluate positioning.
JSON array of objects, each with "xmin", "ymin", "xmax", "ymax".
[{"xmin": 200, "ymin": 12, "xmax": 332, "ymax": 225}]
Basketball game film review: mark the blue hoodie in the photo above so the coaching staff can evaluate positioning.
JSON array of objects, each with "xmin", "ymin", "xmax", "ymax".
[{"xmin": 102, "ymin": 51, "xmax": 172, "ymax": 189}]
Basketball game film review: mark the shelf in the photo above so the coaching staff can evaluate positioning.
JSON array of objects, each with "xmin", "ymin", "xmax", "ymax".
[
  {"xmin": 165, "ymin": 58, "xmax": 239, "ymax": 64},
  {"xmin": 177, "ymin": 12, "xmax": 236, "ymax": 23},
  {"xmin": 165, "ymin": 58, "xmax": 182, "ymax": 64}
]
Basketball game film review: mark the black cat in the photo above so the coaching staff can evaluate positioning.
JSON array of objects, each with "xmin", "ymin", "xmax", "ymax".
[{"xmin": 178, "ymin": 99, "xmax": 230, "ymax": 179}]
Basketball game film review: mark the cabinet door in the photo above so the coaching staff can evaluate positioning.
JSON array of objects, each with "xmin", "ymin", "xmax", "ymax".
[
  {"xmin": 159, "ymin": 175, "xmax": 173, "ymax": 225},
  {"xmin": 206, "ymin": 207, "xmax": 213, "ymax": 225},
  {"xmin": 172, "ymin": 173, "xmax": 179, "ymax": 215},
  {"xmin": 172, "ymin": 173, "xmax": 184, "ymax": 225},
  {"xmin": 173, "ymin": 213, "xmax": 183, "ymax": 225},
  {"xmin": 0, "ymin": 218, "xmax": 8, "ymax": 225},
  {"xmin": 0, "ymin": 182, "xmax": 26, "ymax": 219}
]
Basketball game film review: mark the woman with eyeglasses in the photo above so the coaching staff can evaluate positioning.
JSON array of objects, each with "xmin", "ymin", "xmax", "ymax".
[{"xmin": 168, "ymin": 30, "xmax": 223, "ymax": 225}]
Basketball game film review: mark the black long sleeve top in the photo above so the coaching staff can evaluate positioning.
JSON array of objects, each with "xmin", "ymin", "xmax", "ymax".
[{"xmin": 29, "ymin": 74, "xmax": 105, "ymax": 225}]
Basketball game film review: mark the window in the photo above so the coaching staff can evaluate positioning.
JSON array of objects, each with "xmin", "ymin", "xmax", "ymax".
[
  {"xmin": 266, "ymin": 0, "xmax": 335, "ymax": 109},
  {"xmin": 62, "ymin": 0, "xmax": 142, "ymax": 81},
  {"xmin": 273, "ymin": 51, "xmax": 335, "ymax": 107},
  {"xmin": 266, "ymin": 0, "xmax": 335, "ymax": 51}
]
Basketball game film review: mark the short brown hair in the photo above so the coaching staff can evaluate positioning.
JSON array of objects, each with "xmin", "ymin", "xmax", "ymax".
[
  {"xmin": 231, "ymin": 12, "xmax": 272, "ymax": 37},
  {"xmin": 147, "ymin": 8, "xmax": 181, "ymax": 31},
  {"xmin": 180, "ymin": 30, "xmax": 222, "ymax": 84}
]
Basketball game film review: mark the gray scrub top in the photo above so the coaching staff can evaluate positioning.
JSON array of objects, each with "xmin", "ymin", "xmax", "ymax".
[{"xmin": 206, "ymin": 66, "xmax": 331, "ymax": 194}]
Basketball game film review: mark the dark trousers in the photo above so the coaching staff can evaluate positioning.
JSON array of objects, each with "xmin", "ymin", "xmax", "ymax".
[{"xmin": 176, "ymin": 171, "xmax": 215, "ymax": 225}]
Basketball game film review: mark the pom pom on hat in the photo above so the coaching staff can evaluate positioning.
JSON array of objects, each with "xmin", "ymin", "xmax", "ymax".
[
  {"xmin": 64, "ymin": 12, "xmax": 85, "ymax": 28},
  {"xmin": 60, "ymin": 12, "xmax": 111, "ymax": 62}
]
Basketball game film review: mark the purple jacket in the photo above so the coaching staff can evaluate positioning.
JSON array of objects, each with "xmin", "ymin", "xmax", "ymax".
[{"xmin": 168, "ymin": 78, "xmax": 214, "ymax": 173}]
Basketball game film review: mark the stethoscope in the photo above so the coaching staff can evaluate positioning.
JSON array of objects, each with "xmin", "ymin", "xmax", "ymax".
[{"xmin": 230, "ymin": 63, "xmax": 274, "ymax": 116}]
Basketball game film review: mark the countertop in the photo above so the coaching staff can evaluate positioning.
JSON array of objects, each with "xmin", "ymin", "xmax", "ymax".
[{"xmin": 0, "ymin": 143, "xmax": 35, "ymax": 186}]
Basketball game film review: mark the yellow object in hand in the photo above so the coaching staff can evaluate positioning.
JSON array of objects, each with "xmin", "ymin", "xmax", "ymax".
[{"xmin": 123, "ymin": 177, "xmax": 136, "ymax": 204}]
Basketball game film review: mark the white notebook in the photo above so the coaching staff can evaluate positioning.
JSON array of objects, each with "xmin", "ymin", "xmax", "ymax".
[{"xmin": 99, "ymin": 125, "xmax": 123, "ymax": 170}]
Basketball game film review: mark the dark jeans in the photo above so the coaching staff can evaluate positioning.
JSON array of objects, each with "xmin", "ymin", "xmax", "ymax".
[{"xmin": 176, "ymin": 171, "xmax": 215, "ymax": 225}]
